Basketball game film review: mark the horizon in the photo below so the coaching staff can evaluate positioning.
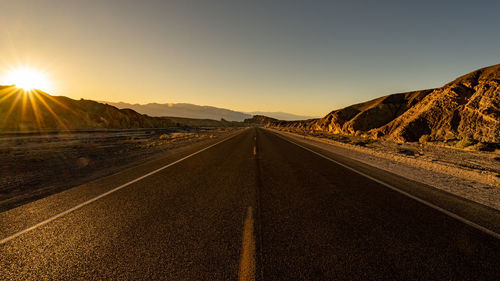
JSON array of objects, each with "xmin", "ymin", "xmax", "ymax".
[
  {"xmin": 0, "ymin": 84, "xmax": 319, "ymax": 121},
  {"xmin": 96, "ymin": 100, "xmax": 320, "ymax": 118},
  {"xmin": 1, "ymin": 1, "xmax": 500, "ymax": 278},
  {"xmin": 1, "ymin": 0, "xmax": 499, "ymax": 116}
]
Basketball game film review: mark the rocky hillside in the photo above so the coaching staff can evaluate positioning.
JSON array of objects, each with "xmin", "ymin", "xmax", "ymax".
[
  {"xmin": 267, "ymin": 90, "xmax": 432, "ymax": 135},
  {"xmin": 269, "ymin": 63, "xmax": 500, "ymax": 143},
  {"xmin": 375, "ymin": 64, "xmax": 500, "ymax": 142},
  {"xmin": 315, "ymin": 89, "xmax": 433, "ymax": 135},
  {"xmin": 0, "ymin": 86, "xmax": 240, "ymax": 131}
]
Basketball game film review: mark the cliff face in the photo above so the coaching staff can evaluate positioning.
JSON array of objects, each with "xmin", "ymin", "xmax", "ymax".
[
  {"xmin": 0, "ymin": 86, "xmax": 236, "ymax": 131},
  {"xmin": 268, "ymin": 63, "xmax": 500, "ymax": 143}
]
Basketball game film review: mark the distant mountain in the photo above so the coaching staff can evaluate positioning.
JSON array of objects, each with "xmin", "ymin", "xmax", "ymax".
[
  {"xmin": 103, "ymin": 102, "xmax": 252, "ymax": 121},
  {"xmin": 268, "ymin": 63, "xmax": 500, "ymax": 143},
  {"xmin": 247, "ymin": 111, "xmax": 317, "ymax": 121},
  {"xmin": 0, "ymin": 86, "xmax": 240, "ymax": 131},
  {"xmin": 103, "ymin": 101, "xmax": 315, "ymax": 121}
]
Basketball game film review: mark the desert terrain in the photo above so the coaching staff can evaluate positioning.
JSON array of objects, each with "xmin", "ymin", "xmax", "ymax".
[
  {"xmin": 3, "ymin": 2, "xmax": 500, "ymax": 279},
  {"xmin": 1, "ymin": 65, "xmax": 499, "ymax": 281},
  {"xmin": 2, "ymin": 64, "xmax": 499, "ymax": 213},
  {"xmin": 0, "ymin": 85, "xmax": 248, "ymax": 211},
  {"xmin": 0, "ymin": 127, "xmax": 240, "ymax": 212}
]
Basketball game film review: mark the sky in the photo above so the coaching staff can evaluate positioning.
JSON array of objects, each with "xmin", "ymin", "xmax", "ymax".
[{"xmin": 1, "ymin": 0, "xmax": 499, "ymax": 116}]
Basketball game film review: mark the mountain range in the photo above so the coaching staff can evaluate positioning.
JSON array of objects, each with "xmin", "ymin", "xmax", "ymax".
[{"xmin": 102, "ymin": 101, "xmax": 316, "ymax": 121}]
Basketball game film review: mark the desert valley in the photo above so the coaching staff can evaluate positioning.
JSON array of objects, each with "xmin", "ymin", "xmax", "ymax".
[
  {"xmin": 1, "ymin": 63, "xmax": 498, "ymax": 213},
  {"xmin": 2, "ymin": 1, "xmax": 500, "ymax": 279}
]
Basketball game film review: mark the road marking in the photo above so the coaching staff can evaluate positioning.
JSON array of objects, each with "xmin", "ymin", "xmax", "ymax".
[
  {"xmin": 0, "ymin": 130, "xmax": 245, "ymax": 245},
  {"xmin": 239, "ymin": 206, "xmax": 256, "ymax": 281},
  {"xmin": 253, "ymin": 133, "xmax": 257, "ymax": 156},
  {"xmin": 272, "ymin": 130, "xmax": 500, "ymax": 240}
]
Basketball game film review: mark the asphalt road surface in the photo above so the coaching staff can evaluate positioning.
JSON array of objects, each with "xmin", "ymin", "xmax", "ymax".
[{"xmin": 1, "ymin": 127, "xmax": 500, "ymax": 280}]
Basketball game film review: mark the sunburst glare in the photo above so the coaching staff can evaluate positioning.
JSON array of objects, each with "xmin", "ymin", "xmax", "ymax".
[{"xmin": 2, "ymin": 67, "xmax": 52, "ymax": 91}]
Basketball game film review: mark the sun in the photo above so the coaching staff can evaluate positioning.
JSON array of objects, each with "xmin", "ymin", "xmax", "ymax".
[{"xmin": 3, "ymin": 67, "xmax": 52, "ymax": 91}]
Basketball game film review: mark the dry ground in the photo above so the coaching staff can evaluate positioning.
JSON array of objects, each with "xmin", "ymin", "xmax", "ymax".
[{"xmin": 0, "ymin": 127, "xmax": 239, "ymax": 212}]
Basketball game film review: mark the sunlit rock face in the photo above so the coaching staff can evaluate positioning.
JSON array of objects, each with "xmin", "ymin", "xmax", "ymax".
[
  {"xmin": 376, "ymin": 64, "xmax": 500, "ymax": 142},
  {"xmin": 266, "ymin": 89, "xmax": 433, "ymax": 138},
  {"xmin": 267, "ymin": 63, "xmax": 500, "ymax": 143},
  {"xmin": 316, "ymin": 90, "xmax": 432, "ymax": 136}
]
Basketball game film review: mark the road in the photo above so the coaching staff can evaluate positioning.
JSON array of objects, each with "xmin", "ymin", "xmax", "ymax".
[{"xmin": 1, "ymin": 127, "xmax": 500, "ymax": 280}]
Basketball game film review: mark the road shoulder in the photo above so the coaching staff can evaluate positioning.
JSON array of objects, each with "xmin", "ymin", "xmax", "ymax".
[{"xmin": 266, "ymin": 128, "xmax": 500, "ymax": 237}]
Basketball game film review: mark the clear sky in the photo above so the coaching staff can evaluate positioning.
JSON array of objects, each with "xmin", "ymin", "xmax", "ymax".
[{"xmin": 1, "ymin": 0, "xmax": 499, "ymax": 116}]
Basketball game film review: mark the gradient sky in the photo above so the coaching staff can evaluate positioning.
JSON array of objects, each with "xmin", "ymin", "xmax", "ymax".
[{"xmin": 1, "ymin": 0, "xmax": 499, "ymax": 116}]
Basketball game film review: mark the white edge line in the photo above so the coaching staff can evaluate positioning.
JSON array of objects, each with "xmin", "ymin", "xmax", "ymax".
[
  {"xmin": 270, "ymin": 129, "xmax": 500, "ymax": 240},
  {"xmin": 0, "ymin": 129, "xmax": 246, "ymax": 245}
]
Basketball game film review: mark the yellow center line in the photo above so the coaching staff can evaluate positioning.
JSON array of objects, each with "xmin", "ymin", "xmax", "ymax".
[{"xmin": 239, "ymin": 206, "xmax": 256, "ymax": 281}]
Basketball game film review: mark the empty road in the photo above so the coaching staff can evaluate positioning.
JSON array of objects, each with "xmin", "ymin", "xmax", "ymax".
[{"xmin": 1, "ymin": 127, "xmax": 500, "ymax": 280}]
